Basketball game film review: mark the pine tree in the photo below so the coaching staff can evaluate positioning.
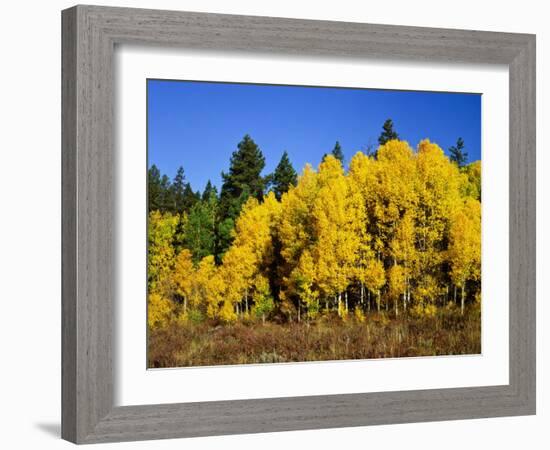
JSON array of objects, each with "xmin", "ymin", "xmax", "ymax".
[
  {"xmin": 218, "ymin": 134, "xmax": 266, "ymax": 255},
  {"xmin": 184, "ymin": 191, "xmax": 217, "ymax": 264},
  {"xmin": 170, "ymin": 166, "xmax": 186, "ymax": 214},
  {"xmin": 449, "ymin": 137, "xmax": 468, "ymax": 167},
  {"xmin": 331, "ymin": 141, "xmax": 344, "ymax": 164},
  {"xmin": 202, "ymin": 180, "xmax": 218, "ymax": 201},
  {"xmin": 148, "ymin": 165, "xmax": 162, "ymax": 212},
  {"xmin": 159, "ymin": 174, "xmax": 173, "ymax": 212},
  {"xmin": 378, "ymin": 119, "xmax": 399, "ymax": 146},
  {"xmin": 220, "ymin": 134, "xmax": 266, "ymax": 213},
  {"xmin": 182, "ymin": 183, "xmax": 200, "ymax": 212},
  {"xmin": 271, "ymin": 151, "xmax": 297, "ymax": 200}
]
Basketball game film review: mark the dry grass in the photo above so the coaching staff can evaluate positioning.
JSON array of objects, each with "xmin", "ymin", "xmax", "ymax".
[{"xmin": 148, "ymin": 306, "xmax": 481, "ymax": 368}]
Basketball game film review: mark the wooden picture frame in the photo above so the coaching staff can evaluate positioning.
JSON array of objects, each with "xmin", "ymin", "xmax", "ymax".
[{"xmin": 61, "ymin": 5, "xmax": 536, "ymax": 444}]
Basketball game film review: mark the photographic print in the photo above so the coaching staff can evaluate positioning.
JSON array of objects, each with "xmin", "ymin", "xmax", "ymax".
[{"xmin": 146, "ymin": 80, "xmax": 481, "ymax": 368}]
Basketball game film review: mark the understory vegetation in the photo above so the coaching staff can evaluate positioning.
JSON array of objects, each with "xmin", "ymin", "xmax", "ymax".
[{"xmin": 148, "ymin": 306, "xmax": 481, "ymax": 368}]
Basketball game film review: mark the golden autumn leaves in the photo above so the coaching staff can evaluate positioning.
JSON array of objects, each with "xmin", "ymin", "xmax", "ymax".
[{"xmin": 148, "ymin": 139, "xmax": 481, "ymax": 329}]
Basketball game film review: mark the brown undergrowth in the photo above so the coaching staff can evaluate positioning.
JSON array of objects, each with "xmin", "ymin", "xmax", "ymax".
[{"xmin": 148, "ymin": 305, "xmax": 481, "ymax": 368}]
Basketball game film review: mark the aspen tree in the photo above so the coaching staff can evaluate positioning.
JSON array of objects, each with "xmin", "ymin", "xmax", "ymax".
[
  {"xmin": 147, "ymin": 293, "xmax": 174, "ymax": 329},
  {"xmin": 348, "ymin": 152, "xmax": 375, "ymax": 311},
  {"xmin": 415, "ymin": 139, "xmax": 462, "ymax": 310},
  {"xmin": 448, "ymin": 198, "xmax": 481, "ymax": 314},
  {"xmin": 172, "ymin": 249, "xmax": 194, "ymax": 312},
  {"xmin": 290, "ymin": 250, "xmax": 319, "ymax": 320},
  {"xmin": 279, "ymin": 165, "xmax": 320, "ymax": 317},
  {"xmin": 148, "ymin": 211, "xmax": 179, "ymax": 295},
  {"xmin": 312, "ymin": 155, "xmax": 360, "ymax": 316},
  {"xmin": 375, "ymin": 140, "xmax": 417, "ymax": 311}
]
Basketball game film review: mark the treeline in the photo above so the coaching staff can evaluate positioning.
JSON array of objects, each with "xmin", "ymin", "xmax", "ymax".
[
  {"xmin": 148, "ymin": 121, "xmax": 481, "ymax": 328},
  {"xmin": 149, "ymin": 134, "xmax": 299, "ymax": 262}
]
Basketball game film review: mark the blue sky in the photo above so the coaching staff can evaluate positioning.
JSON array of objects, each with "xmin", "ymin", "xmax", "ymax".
[{"xmin": 148, "ymin": 79, "xmax": 481, "ymax": 193}]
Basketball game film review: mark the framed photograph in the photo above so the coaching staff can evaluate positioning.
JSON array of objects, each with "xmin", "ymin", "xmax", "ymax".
[{"xmin": 62, "ymin": 5, "xmax": 536, "ymax": 444}]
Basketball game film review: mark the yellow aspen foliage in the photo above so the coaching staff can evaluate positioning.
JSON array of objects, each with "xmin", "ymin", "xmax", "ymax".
[
  {"xmin": 389, "ymin": 211, "xmax": 416, "ymax": 311},
  {"xmin": 278, "ymin": 164, "xmax": 320, "ymax": 315},
  {"xmin": 374, "ymin": 140, "xmax": 417, "ymax": 236},
  {"xmin": 279, "ymin": 164, "xmax": 319, "ymax": 267},
  {"xmin": 191, "ymin": 255, "xmax": 222, "ymax": 315},
  {"xmin": 415, "ymin": 139, "xmax": 461, "ymax": 258},
  {"xmin": 388, "ymin": 265, "xmax": 406, "ymax": 301},
  {"xmin": 372, "ymin": 140, "xmax": 417, "ymax": 311},
  {"xmin": 312, "ymin": 155, "xmax": 360, "ymax": 304},
  {"xmin": 348, "ymin": 151, "xmax": 376, "ymax": 306},
  {"xmin": 220, "ymin": 244, "xmax": 255, "ymax": 316},
  {"xmin": 218, "ymin": 298, "xmax": 238, "ymax": 323},
  {"xmin": 251, "ymin": 274, "xmax": 275, "ymax": 323},
  {"xmin": 364, "ymin": 257, "xmax": 386, "ymax": 311},
  {"xmin": 413, "ymin": 274, "xmax": 443, "ymax": 313},
  {"xmin": 290, "ymin": 250, "xmax": 319, "ymax": 319},
  {"xmin": 460, "ymin": 161, "xmax": 482, "ymax": 201},
  {"xmin": 354, "ymin": 307, "xmax": 366, "ymax": 323},
  {"xmin": 147, "ymin": 293, "xmax": 174, "ymax": 329},
  {"xmin": 148, "ymin": 211, "xmax": 179, "ymax": 295},
  {"xmin": 233, "ymin": 192, "xmax": 281, "ymax": 267},
  {"xmin": 448, "ymin": 197, "xmax": 481, "ymax": 313},
  {"xmin": 172, "ymin": 249, "xmax": 194, "ymax": 312},
  {"xmin": 413, "ymin": 140, "xmax": 463, "ymax": 307},
  {"xmin": 376, "ymin": 140, "xmax": 417, "ymax": 215},
  {"xmin": 148, "ymin": 139, "xmax": 482, "ymax": 327}
]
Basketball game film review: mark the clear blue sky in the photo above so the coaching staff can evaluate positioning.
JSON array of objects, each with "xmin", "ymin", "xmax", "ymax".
[{"xmin": 148, "ymin": 79, "xmax": 481, "ymax": 193}]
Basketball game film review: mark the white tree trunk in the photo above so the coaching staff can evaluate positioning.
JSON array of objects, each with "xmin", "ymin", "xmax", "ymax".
[{"xmin": 345, "ymin": 291, "xmax": 348, "ymax": 312}]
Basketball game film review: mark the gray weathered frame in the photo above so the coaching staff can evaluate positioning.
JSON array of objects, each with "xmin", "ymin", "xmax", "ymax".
[{"xmin": 62, "ymin": 4, "xmax": 536, "ymax": 444}]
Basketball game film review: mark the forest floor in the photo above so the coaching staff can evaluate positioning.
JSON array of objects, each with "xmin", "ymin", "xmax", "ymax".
[{"xmin": 147, "ymin": 306, "xmax": 481, "ymax": 368}]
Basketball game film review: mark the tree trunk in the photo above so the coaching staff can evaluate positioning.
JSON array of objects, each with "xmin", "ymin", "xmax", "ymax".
[
  {"xmin": 262, "ymin": 313, "xmax": 265, "ymax": 325},
  {"xmin": 337, "ymin": 293, "xmax": 342, "ymax": 317},
  {"xmin": 345, "ymin": 291, "xmax": 348, "ymax": 312},
  {"xmin": 461, "ymin": 284, "xmax": 465, "ymax": 315},
  {"xmin": 360, "ymin": 283, "xmax": 364, "ymax": 305},
  {"xmin": 368, "ymin": 290, "xmax": 371, "ymax": 312},
  {"xmin": 325, "ymin": 298, "xmax": 329, "ymax": 312},
  {"xmin": 395, "ymin": 294, "xmax": 399, "ymax": 317},
  {"xmin": 183, "ymin": 297, "xmax": 187, "ymax": 313},
  {"xmin": 377, "ymin": 290, "xmax": 381, "ymax": 313},
  {"xmin": 245, "ymin": 289, "xmax": 249, "ymax": 314},
  {"xmin": 454, "ymin": 286, "xmax": 457, "ymax": 305},
  {"xmin": 297, "ymin": 301, "xmax": 301, "ymax": 322}
]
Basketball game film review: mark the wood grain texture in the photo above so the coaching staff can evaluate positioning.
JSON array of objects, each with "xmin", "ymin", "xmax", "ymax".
[{"xmin": 61, "ymin": 4, "xmax": 536, "ymax": 444}]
